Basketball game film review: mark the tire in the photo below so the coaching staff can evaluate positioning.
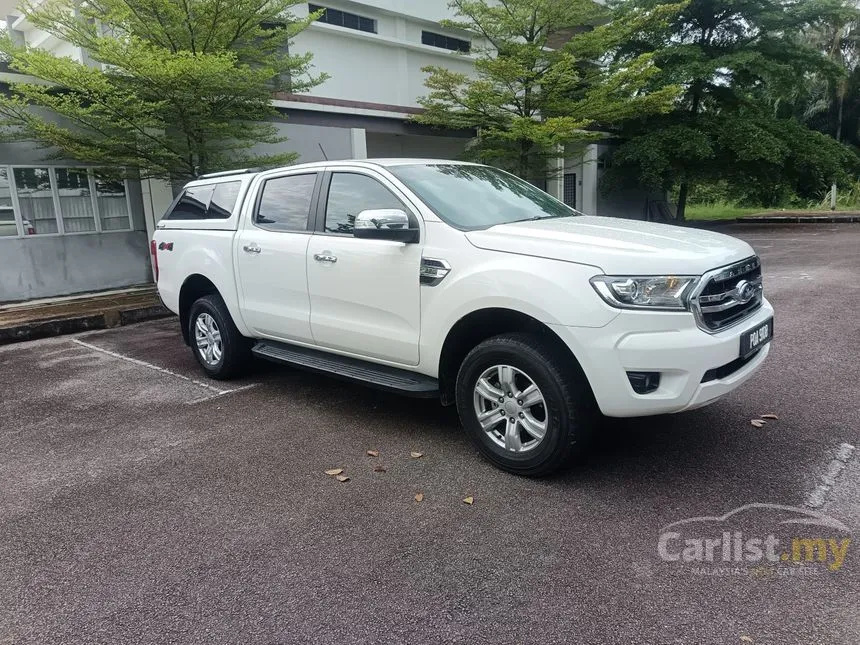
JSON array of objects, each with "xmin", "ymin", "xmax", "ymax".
[
  {"xmin": 455, "ymin": 332, "xmax": 596, "ymax": 476},
  {"xmin": 188, "ymin": 294, "xmax": 251, "ymax": 380}
]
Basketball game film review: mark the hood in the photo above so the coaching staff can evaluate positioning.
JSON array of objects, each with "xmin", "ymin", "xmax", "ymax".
[{"xmin": 465, "ymin": 216, "xmax": 755, "ymax": 275}]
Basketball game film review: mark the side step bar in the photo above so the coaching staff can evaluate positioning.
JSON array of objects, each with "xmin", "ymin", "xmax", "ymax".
[{"xmin": 252, "ymin": 340, "xmax": 439, "ymax": 398}]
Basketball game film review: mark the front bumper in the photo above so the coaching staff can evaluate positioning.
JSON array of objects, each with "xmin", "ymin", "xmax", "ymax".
[{"xmin": 550, "ymin": 298, "xmax": 774, "ymax": 417}]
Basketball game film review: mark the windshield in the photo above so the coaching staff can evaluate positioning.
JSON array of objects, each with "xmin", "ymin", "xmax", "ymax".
[{"xmin": 388, "ymin": 164, "xmax": 580, "ymax": 230}]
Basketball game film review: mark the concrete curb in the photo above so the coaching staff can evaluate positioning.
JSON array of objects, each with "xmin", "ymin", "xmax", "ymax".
[
  {"xmin": 0, "ymin": 305, "xmax": 172, "ymax": 345},
  {"xmin": 736, "ymin": 215, "xmax": 860, "ymax": 224}
]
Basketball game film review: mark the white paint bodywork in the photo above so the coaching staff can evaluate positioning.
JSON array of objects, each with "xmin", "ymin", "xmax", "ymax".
[{"xmin": 154, "ymin": 160, "xmax": 772, "ymax": 418}]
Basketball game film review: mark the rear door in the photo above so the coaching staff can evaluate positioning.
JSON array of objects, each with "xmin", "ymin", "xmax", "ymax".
[
  {"xmin": 234, "ymin": 171, "xmax": 321, "ymax": 343},
  {"xmin": 306, "ymin": 168, "xmax": 422, "ymax": 365}
]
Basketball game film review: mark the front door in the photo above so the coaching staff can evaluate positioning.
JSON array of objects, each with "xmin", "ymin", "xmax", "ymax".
[
  {"xmin": 306, "ymin": 170, "xmax": 422, "ymax": 365},
  {"xmin": 235, "ymin": 171, "xmax": 319, "ymax": 343}
]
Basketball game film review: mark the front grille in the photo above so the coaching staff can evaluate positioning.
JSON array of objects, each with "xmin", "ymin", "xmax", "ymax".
[{"xmin": 691, "ymin": 257, "xmax": 763, "ymax": 332}]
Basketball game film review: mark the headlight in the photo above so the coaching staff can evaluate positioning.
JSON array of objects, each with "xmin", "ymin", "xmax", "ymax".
[{"xmin": 590, "ymin": 275, "xmax": 699, "ymax": 310}]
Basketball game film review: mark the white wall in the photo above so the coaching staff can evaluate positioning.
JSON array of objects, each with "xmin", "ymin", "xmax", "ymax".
[
  {"xmin": 366, "ymin": 132, "xmax": 467, "ymax": 159},
  {"xmin": 292, "ymin": 1, "xmax": 478, "ymax": 109}
]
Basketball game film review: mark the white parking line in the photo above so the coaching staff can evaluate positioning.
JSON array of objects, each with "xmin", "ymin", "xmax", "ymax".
[
  {"xmin": 805, "ymin": 442, "xmax": 856, "ymax": 508},
  {"xmin": 72, "ymin": 338, "xmax": 232, "ymax": 394}
]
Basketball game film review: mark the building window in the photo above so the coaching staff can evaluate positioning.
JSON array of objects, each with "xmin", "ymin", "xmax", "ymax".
[
  {"xmin": 309, "ymin": 4, "xmax": 376, "ymax": 33},
  {"xmin": 0, "ymin": 166, "xmax": 133, "ymax": 239},
  {"xmin": 56, "ymin": 168, "xmax": 96, "ymax": 233},
  {"xmin": 563, "ymin": 173, "xmax": 577, "ymax": 208},
  {"xmin": 0, "ymin": 168, "xmax": 18, "ymax": 237},
  {"xmin": 95, "ymin": 176, "xmax": 132, "ymax": 231},
  {"xmin": 14, "ymin": 167, "xmax": 57, "ymax": 235},
  {"xmin": 421, "ymin": 30, "xmax": 470, "ymax": 52}
]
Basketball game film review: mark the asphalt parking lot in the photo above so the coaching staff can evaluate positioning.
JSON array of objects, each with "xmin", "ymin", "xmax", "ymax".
[{"xmin": 1, "ymin": 224, "xmax": 859, "ymax": 645}]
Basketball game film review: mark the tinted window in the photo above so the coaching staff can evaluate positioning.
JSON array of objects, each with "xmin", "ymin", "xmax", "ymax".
[
  {"xmin": 256, "ymin": 174, "xmax": 316, "ymax": 232},
  {"xmin": 324, "ymin": 173, "xmax": 403, "ymax": 235},
  {"xmin": 168, "ymin": 185, "xmax": 213, "ymax": 220},
  {"xmin": 388, "ymin": 164, "xmax": 579, "ymax": 230},
  {"xmin": 208, "ymin": 181, "xmax": 241, "ymax": 219}
]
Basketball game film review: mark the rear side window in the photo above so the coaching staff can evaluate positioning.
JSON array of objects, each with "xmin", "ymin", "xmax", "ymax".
[
  {"xmin": 166, "ymin": 180, "xmax": 242, "ymax": 220},
  {"xmin": 207, "ymin": 182, "xmax": 241, "ymax": 219},
  {"xmin": 255, "ymin": 173, "xmax": 317, "ymax": 232},
  {"xmin": 167, "ymin": 185, "xmax": 213, "ymax": 220}
]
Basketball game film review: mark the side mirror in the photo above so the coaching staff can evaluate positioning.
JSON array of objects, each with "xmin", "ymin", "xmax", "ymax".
[{"xmin": 354, "ymin": 209, "xmax": 419, "ymax": 243}]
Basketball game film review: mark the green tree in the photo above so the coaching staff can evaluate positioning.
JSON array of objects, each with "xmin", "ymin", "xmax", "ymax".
[
  {"xmin": 606, "ymin": 0, "xmax": 860, "ymax": 218},
  {"xmin": 0, "ymin": 0, "xmax": 327, "ymax": 181},
  {"xmin": 413, "ymin": 0, "xmax": 682, "ymax": 183}
]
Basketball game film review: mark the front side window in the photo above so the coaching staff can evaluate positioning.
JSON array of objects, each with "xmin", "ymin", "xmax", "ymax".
[
  {"xmin": 324, "ymin": 173, "xmax": 403, "ymax": 235},
  {"xmin": 256, "ymin": 173, "xmax": 317, "ymax": 232},
  {"xmin": 388, "ymin": 164, "xmax": 580, "ymax": 230},
  {"xmin": 14, "ymin": 167, "xmax": 57, "ymax": 235}
]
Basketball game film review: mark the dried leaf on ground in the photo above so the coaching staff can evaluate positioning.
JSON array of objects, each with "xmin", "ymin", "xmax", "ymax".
[
  {"xmin": 740, "ymin": 637, "xmax": 754, "ymax": 643},
  {"xmin": 410, "ymin": 451, "xmax": 423, "ymax": 459},
  {"xmin": 761, "ymin": 414, "xmax": 778, "ymax": 420},
  {"xmin": 335, "ymin": 475, "xmax": 350, "ymax": 482},
  {"xmin": 463, "ymin": 496, "xmax": 474, "ymax": 505},
  {"xmin": 324, "ymin": 468, "xmax": 344, "ymax": 476},
  {"xmin": 750, "ymin": 419, "xmax": 765, "ymax": 428},
  {"xmin": 373, "ymin": 465, "xmax": 387, "ymax": 473},
  {"xmin": 367, "ymin": 450, "xmax": 379, "ymax": 457},
  {"xmin": 414, "ymin": 493, "xmax": 424, "ymax": 502}
]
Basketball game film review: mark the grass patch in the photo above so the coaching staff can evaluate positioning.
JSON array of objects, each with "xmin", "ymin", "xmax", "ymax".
[{"xmin": 685, "ymin": 203, "xmax": 763, "ymax": 220}]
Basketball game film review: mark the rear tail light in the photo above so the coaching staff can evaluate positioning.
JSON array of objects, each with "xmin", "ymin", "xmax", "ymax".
[{"xmin": 150, "ymin": 239, "xmax": 159, "ymax": 281}]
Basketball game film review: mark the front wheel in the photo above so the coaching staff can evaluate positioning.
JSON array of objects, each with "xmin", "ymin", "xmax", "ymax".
[
  {"xmin": 455, "ymin": 333, "xmax": 596, "ymax": 476},
  {"xmin": 188, "ymin": 294, "xmax": 251, "ymax": 380}
]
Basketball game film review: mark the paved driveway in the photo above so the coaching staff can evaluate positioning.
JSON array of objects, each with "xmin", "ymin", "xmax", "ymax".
[{"xmin": 1, "ymin": 224, "xmax": 858, "ymax": 645}]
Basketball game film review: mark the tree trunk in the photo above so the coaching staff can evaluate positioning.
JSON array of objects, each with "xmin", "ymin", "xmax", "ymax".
[
  {"xmin": 831, "ymin": 90, "xmax": 844, "ymax": 211},
  {"xmin": 676, "ymin": 181, "xmax": 689, "ymax": 221}
]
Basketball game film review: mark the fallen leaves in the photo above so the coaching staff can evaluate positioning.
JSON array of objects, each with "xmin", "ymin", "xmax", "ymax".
[
  {"xmin": 740, "ymin": 637, "xmax": 754, "ymax": 643},
  {"xmin": 366, "ymin": 450, "xmax": 379, "ymax": 457},
  {"xmin": 373, "ymin": 465, "xmax": 387, "ymax": 473},
  {"xmin": 414, "ymin": 493, "xmax": 424, "ymax": 503},
  {"xmin": 324, "ymin": 468, "xmax": 344, "ymax": 476},
  {"xmin": 410, "ymin": 451, "xmax": 423, "ymax": 459},
  {"xmin": 462, "ymin": 496, "xmax": 474, "ymax": 505},
  {"xmin": 750, "ymin": 413, "xmax": 779, "ymax": 428},
  {"xmin": 335, "ymin": 475, "xmax": 350, "ymax": 483}
]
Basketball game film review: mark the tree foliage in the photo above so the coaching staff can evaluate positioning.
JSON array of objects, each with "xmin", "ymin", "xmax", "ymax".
[
  {"xmin": 606, "ymin": 0, "xmax": 860, "ymax": 217},
  {"xmin": 0, "ymin": 0, "xmax": 327, "ymax": 181},
  {"xmin": 414, "ymin": 0, "xmax": 683, "ymax": 182}
]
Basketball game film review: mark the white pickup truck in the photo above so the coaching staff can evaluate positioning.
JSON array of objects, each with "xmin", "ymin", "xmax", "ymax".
[{"xmin": 152, "ymin": 159, "xmax": 773, "ymax": 475}]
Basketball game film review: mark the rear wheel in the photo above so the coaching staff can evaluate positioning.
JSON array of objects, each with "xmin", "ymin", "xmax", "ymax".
[
  {"xmin": 188, "ymin": 294, "xmax": 251, "ymax": 379},
  {"xmin": 455, "ymin": 333, "xmax": 596, "ymax": 476}
]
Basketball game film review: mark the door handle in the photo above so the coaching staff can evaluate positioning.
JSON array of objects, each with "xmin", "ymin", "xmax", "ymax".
[
  {"xmin": 243, "ymin": 244, "xmax": 261, "ymax": 254},
  {"xmin": 313, "ymin": 252, "xmax": 337, "ymax": 264}
]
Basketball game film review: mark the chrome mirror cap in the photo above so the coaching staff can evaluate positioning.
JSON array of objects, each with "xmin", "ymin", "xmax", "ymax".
[{"xmin": 354, "ymin": 209, "xmax": 418, "ymax": 243}]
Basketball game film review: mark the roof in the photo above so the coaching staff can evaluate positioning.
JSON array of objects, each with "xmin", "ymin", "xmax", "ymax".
[{"xmin": 188, "ymin": 158, "xmax": 477, "ymax": 184}]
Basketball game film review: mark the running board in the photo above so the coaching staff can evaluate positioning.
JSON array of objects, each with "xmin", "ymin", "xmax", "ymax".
[{"xmin": 252, "ymin": 340, "xmax": 439, "ymax": 397}]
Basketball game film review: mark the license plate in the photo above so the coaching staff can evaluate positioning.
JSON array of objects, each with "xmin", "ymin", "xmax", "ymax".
[{"xmin": 740, "ymin": 317, "xmax": 773, "ymax": 358}]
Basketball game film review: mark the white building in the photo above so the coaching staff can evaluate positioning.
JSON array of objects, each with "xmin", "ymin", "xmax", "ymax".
[{"xmin": 0, "ymin": 0, "xmax": 652, "ymax": 302}]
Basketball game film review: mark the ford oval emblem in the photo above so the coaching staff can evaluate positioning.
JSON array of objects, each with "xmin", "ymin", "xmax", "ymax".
[{"xmin": 734, "ymin": 279, "xmax": 755, "ymax": 304}]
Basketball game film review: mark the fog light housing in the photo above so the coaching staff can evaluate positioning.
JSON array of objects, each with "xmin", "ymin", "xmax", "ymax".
[{"xmin": 627, "ymin": 371, "xmax": 661, "ymax": 394}]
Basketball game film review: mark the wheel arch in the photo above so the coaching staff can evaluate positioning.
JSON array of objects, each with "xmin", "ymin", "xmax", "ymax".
[
  {"xmin": 178, "ymin": 274, "xmax": 221, "ymax": 345},
  {"xmin": 437, "ymin": 307, "xmax": 590, "ymax": 406}
]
